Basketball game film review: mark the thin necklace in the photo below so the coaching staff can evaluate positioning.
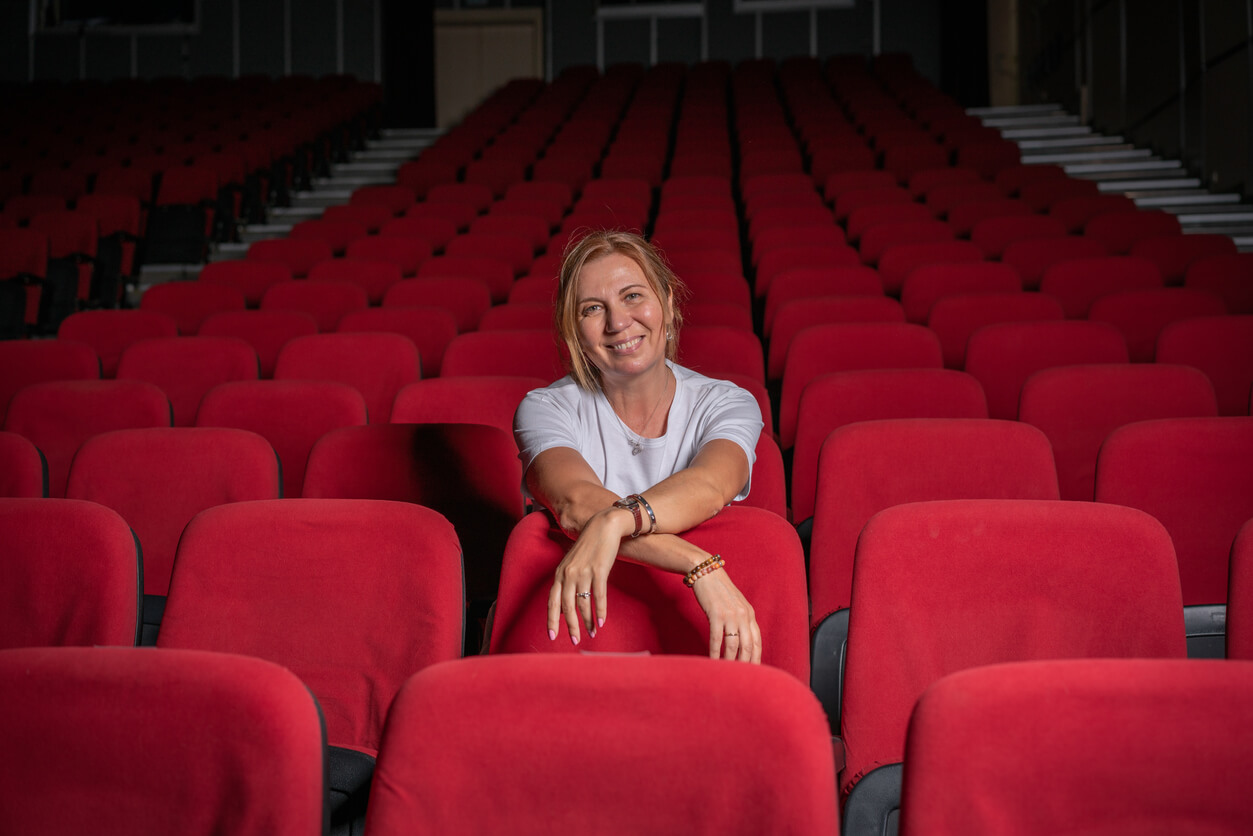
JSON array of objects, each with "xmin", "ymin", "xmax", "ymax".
[{"xmin": 623, "ymin": 367, "xmax": 673, "ymax": 456}]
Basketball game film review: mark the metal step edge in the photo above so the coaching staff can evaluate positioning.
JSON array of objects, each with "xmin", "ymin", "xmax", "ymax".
[
  {"xmin": 1176, "ymin": 209, "xmax": 1253, "ymax": 223},
  {"xmin": 985, "ymin": 117, "xmax": 1084, "ymax": 132},
  {"xmin": 1182, "ymin": 226, "xmax": 1253, "ymax": 241},
  {"xmin": 1097, "ymin": 178, "xmax": 1202, "ymax": 191},
  {"xmin": 268, "ymin": 207, "xmax": 325, "ymax": 220},
  {"xmin": 352, "ymin": 149, "xmax": 416, "ymax": 162},
  {"xmin": 1024, "ymin": 148, "xmax": 1155, "ymax": 164},
  {"xmin": 1134, "ymin": 193, "xmax": 1244, "ymax": 207},
  {"xmin": 968, "ymin": 103, "xmax": 1065, "ymax": 116},
  {"xmin": 1068, "ymin": 159, "xmax": 1183, "ymax": 174},
  {"xmin": 210, "ymin": 243, "xmax": 249, "ymax": 261},
  {"xmin": 1000, "ymin": 125, "xmax": 1094, "ymax": 139},
  {"xmin": 1018, "ymin": 138, "xmax": 1131, "ymax": 152}
]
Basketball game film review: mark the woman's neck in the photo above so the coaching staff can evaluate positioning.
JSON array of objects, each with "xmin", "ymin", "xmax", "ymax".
[{"xmin": 603, "ymin": 362, "xmax": 674, "ymax": 438}]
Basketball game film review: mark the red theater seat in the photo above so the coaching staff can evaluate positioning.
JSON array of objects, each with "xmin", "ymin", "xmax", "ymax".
[
  {"xmin": 366, "ymin": 655, "xmax": 838, "ymax": 836},
  {"xmin": 0, "ymin": 499, "xmax": 139, "ymax": 647}
]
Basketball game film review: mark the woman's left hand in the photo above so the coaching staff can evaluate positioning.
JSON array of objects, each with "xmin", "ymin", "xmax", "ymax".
[{"xmin": 548, "ymin": 507, "xmax": 632, "ymax": 645}]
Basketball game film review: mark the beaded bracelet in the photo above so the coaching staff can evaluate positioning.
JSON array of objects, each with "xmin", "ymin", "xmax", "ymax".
[{"xmin": 683, "ymin": 554, "xmax": 726, "ymax": 588}]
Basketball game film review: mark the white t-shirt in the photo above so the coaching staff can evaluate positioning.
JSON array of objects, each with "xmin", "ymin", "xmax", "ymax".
[{"xmin": 514, "ymin": 361, "xmax": 763, "ymax": 500}]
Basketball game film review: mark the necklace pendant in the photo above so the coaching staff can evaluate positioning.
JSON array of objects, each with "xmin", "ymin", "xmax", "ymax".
[{"xmin": 630, "ymin": 440, "xmax": 642, "ymax": 456}]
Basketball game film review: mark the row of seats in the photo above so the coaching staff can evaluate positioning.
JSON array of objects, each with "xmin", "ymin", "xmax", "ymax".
[
  {"xmin": 3, "ymin": 410, "xmax": 1249, "ymax": 657},
  {"xmin": 0, "ymin": 75, "xmax": 383, "ymax": 334},
  {"xmin": 5, "ymin": 496, "xmax": 1253, "ymax": 833}
]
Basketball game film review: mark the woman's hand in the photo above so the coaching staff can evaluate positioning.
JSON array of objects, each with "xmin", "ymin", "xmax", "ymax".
[
  {"xmin": 548, "ymin": 506, "xmax": 633, "ymax": 645},
  {"xmin": 691, "ymin": 567, "xmax": 762, "ymax": 664}
]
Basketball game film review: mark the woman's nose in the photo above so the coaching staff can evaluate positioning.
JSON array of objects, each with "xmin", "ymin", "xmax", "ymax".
[{"xmin": 605, "ymin": 305, "xmax": 628, "ymax": 332}]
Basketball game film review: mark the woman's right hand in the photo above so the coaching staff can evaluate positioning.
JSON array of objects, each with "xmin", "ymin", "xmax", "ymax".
[{"xmin": 691, "ymin": 566, "xmax": 762, "ymax": 664}]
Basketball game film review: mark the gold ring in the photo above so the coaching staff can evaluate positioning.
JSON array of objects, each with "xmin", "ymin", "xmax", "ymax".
[{"xmin": 575, "ymin": 592, "xmax": 591, "ymax": 599}]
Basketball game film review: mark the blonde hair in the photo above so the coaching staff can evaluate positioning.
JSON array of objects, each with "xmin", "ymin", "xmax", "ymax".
[{"xmin": 554, "ymin": 229, "xmax": 687, "ymax": 391}]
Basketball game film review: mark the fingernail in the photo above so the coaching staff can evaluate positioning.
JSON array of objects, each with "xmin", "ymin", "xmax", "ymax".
[
  {"xmin": 571, "ymin": 634, "xmax": 580, "ymax": 646},
  {"xmin": 597, "ymin": 617, "xmax": 604, "ymax": 628},
  {"xmin": 548, "ymin": 629, "xmax": 556, "ymax": 641},
  {"xmin": 589, "ymin": 629, "xmax": 596, "ymax": 639}
]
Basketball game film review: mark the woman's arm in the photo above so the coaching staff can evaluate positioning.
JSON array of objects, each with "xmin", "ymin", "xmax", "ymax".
[{"xmin": 526, "ymin": 439, "xmax": 761, "ymax": 662}]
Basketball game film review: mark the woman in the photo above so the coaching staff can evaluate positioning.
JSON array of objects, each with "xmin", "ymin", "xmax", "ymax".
[{"xmin": 514, "ymin": 230, "xmax": 764, "ymax": 663}]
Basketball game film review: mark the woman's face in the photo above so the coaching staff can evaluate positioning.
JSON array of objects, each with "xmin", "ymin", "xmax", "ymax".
[{"xmin": 574, "ymin": 252, "xmax": 670, "ymax": 385}]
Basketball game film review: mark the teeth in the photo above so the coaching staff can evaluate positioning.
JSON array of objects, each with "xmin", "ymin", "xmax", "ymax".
[{"xmin": 610, "ymin": 336, "xmax": 643, "ymax": 352}]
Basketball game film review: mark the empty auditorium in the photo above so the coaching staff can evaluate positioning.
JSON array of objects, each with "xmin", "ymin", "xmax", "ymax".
[{"xmin": 3, "ymin": 0, "xmax": 1252, "ymax": 833}]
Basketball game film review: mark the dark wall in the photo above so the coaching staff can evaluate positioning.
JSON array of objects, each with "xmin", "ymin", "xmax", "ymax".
[{"xmin": 1023, "ymin": 0, "xmax": 1253, "ymax": 197}]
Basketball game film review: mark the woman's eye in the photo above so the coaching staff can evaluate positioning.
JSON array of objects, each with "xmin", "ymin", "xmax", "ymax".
[
  {"xmin": 625, "ymin": 292, "xmax": 642, "ymax": 302},
  {"xmin": 580, "ymin": 304, "xmax": 601, "ymax": 316}
]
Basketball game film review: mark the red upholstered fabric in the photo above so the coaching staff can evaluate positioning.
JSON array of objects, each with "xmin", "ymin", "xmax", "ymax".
[
  {"xmin": 116, "ymin": 337, "xmax": 259, "ymax": 426},
  {"xmin": 345, "ymin": 235, "xmax": 432, "ymax": 277},
  {"xmin": 1227, "ymin": 520, "xmax": 1253, "ymax": 660},
  {"xmin": 198, "ymin": 310, "xmax": 318, "ymax": 378},
  {"xmin": 877, "ymin": 240, "xmax": 985, "ymax": 295},
  {"xmin": 366, "ymin": 655, "xmax": 838, "ymax": 836},
  {"xmin": 58, "ymin": 310, "xmax": 179, "ymax": 378},
  {"xmin": 779, "ymin": 322, "xmax": 943, "ymax": 448},
  {"xmin": 768, "ymin": 296, "xmax": 906, "ymax": 381},
  {"xmin": 1084, "ymin": 209, "xmax": 1183, "ymax": 254},
  {"xmin": 0, "ymin": 339, "xmax": 99, "ymax": 426},
  {"xmin": 3, "ymin": 380, "xmax": 172, "ymax": 497},
  {"xmin": 845, "ymin": 202, "xmax": 934, "ymax": 245},
  {"xmin": 1039, "ymin": 255, "xmax": 1164, "ymax": 318},
  {"xmin": 307, "ymin": 258, "xmax": 403, "ymax": 306},
  {"xmin": 490, "ymin": 506, "xmax": 810, "ymax": 682},
  {"xmin": 1087, "ymin": 287, "xmax": 1227, "ymax": 362},
  {"xmin": 197, "ymin": 259, "xmax": 292, "ymax": 307},
  {"xmin": 841, "ymin": 500, "xmax": 1186, "ymax": 801},
  {"xmin": 1157, "ymin": 316, "xmax": 1253, "ymax": 416},
  {"xmin": 900, "ymin": 261, "xmax": 1022, "ymax": 324},
  {"xmin": 970, "ymin": 214, "xmax": 1068, "ymax": 259},
  {"xmin": 755, "ymin": 242, "xmax": 860, "ymax": 300},
  {"xmin": 445, "ymin": 232, "xmax": 535, "ymax": 277},
  {"xmin": 391, "ymin": 375, "xmax": 546, "ymax": 438},
  {"xmin": 751, "ymin": 222, "xmax": 846, "ymax": 266},
  {"xmin": 1049, "ymin": 193, "xmax": 1137, "ymax": 233},
  {"xmin": 833, "ymin": 185, "xmax": 914, "ymax": 222},
  {"xmin": 260, "ymin": 279, "xmax": 369, "ymax": 332},
  {"xmin": 0, "ymin": 646, "xmax": 326, "ymax": 835},
  {"xmin": 679, "ymin": 300, "xmax": 753, "ymax": 330},
  {"xmin": 1021, "ymin": 364, "xmax": 1218, "ymax": 501},
  {"xmin": 474, "ymin": 211, "xmax": 554, "ymax": 250},
  {"xmin": 1186, "ymin": 253, "xmax": 1253, "ymax": 314},
  {"xmin": 0, "ymin": 432, "xmax": 46, "ymax": 497},
  {"xmin": 1018, "ymin": 176, "xmax": 1100, "ymax": 211},
  {"xmin": 441, "ymin": 329, "xmax": 567, "ymax": 381},
  {"xmin": 506, "ymin": 179, "xmax": 574, "ymax": 211},
  {"xmin": 337, "ymin": 305, "xmax": 458, "ymax": 378},
  {"xmin": 417, "ymin": 254, "xmax": 515, "ymax": 304},
  {"xmin": 426, "ymin": 181, "xmax": 494, "ymax": 213},
  {"xmin": 1129, "ymin": 233, "xmax": 1238, "ymax": 285},
  {"xmin": 274, "ymin": 332, "xmax": 419, "ymax": 423},
  {"xmin": 859, "ymin": 219, "xmax": 954, "ymax": 266},
  {"xmin": 923, "ymin": 181, "xmax": 1002, "ymax": 217},
  {"xmin": 763, "ymin": 265, "xmax": 884, "ymax": 336},
  {"xmin": 158, "ymin": 499, "xmax": 464, "ymax": 754},
  {"xmin": 0, "ymin": 498, "xmax": 139, "ymax": 647},
  {"xmin": 303, "ymin": 423, "xmax": 523, "ymax": 603},
  {"xmin": 322, "ymin": 203, "xmax": 395, "ymax": 234},
  {"xmin": 944, "ymin": 198, "xmax": 1034, "ymax": 237},
  {"xmin": 1000, "ymin": 235, "xmax": 1110, "ymax": 290},
  {"xmin": 381, "ymin": 214, "xmax": 460, "ymax": 250},
  {"xmin": 1095, "ymin": 417, "xmax": 1253, "ymax": 607},
  {"xmin": 901, "ymin": 659, "xmax": 1253, "ymax": 835},
  {"xmin": 676, "ymin": 325, "xmax": 764, "ymax": 382},
  {"xmin": 349, "ymin": 183, "xmax": 416, "ymax": 215},
  {"xmin": 809, "ymin": 419, "xmax": 1058, "ymax": 626},
  {"xmin": 288, "ymin": 219, "xmax": 369, "ymax": 256},
  {"xmin": 66, "ymin": 427, "xmax": 280, "ymax": 596},
  {"xmin": 927, "ymin": 291, "xmax": 1065, "ymax": 369},
  {"xmin": 791, "ymin": 371, "xmax": 988, "ymax": 525},
  {"xmin": 196, "ymin": 380, "xmax": 367, "ymax": 499},
  {"xmin": 382, "ymin": 276, "xmax": 492, "ymax": 332},
  {"xmin": 246, "ymin": 237, "xmax": 334, "ymax": 278},
  {"xmin": 965, "ymin": 320, "xmax": 1130, "ymax": 420},
  {"xmin": 140, "ymin": 281, "xmax": 247, "ymax": 334}
]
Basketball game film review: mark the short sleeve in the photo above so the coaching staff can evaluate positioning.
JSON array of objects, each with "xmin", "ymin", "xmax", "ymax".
[
  {"xmin": 513, "ymin": 385, "xmax": 581, "ymax": 477},
  {"xmin": 689, "ymin": 380, "xmax": 763, "ymax": 500}
]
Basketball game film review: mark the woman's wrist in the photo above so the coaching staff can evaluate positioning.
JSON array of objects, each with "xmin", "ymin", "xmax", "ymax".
[{"xmin": 595, "ymin": 504, "xmax": 638, "ymax": 540}]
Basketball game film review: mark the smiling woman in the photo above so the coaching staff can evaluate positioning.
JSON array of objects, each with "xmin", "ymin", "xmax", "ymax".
[{"xmin": 513, "ymin": 230, "xmax": 766, "ymax": 662}]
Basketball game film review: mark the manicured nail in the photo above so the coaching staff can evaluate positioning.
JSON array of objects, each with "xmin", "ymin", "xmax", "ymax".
[
  {"xmin": 589, "ymin": 628, "xmax": 596, "ymax": 639},
  {"xmin": 598, "ymin": 617, "xmax": 604, "ymax": 628},
  {"xmin": 571, "ymin": 634, "xmax": 580, "ymax": 646},
  {"xmin": 548, "ymin": 629, "xmax": 556, "ymax": 641}
]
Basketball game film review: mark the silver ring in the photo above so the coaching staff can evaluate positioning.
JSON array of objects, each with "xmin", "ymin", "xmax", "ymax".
[{"xmin": 575, "ymin": 592, "xmax": 591, "ymax": 599}]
